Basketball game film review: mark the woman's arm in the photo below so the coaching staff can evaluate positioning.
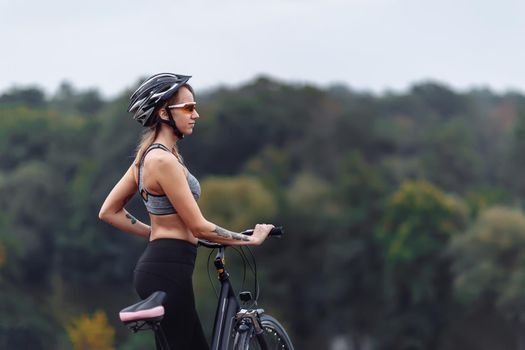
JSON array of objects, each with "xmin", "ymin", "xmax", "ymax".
[
  {"xmin": 155, "ymin": 156, "xmax": 272, "ymax": 245},
  {"xmin": 98, "ymin": 164, "xmax": 151, "ymax": 239}
]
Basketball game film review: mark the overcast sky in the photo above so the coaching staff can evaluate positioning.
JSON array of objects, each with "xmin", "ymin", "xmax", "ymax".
[{"xmin": 1, "ymin": 0, "xmax": 524, "ymax": 98}]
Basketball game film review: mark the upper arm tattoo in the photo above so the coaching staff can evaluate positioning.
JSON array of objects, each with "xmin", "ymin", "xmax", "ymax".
[{"xmin": 213, "ymin": 226, "xmax": 250, "ymax": 241}]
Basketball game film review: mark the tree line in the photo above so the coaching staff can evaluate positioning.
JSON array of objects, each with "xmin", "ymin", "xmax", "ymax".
[{"xmin": 1, "ymin": 76, "xmax": 525, "ymax": 349}]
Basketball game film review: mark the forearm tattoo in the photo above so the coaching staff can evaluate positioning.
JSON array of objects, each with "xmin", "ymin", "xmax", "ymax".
[
  {"xmin": 213, "ymin": 226, "xmax": 250, "ymax": 241},
  {"xmin": 126, "ymin": 213, "xmax": 137, "ymax": 224}
]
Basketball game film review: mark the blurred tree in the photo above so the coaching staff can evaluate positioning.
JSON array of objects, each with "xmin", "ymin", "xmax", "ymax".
[
  {"xmin": 377, "ymin": 180, "xmax": 468, "ymax": 350},
  {"xmin": 50, "ymin": 82, "xmax": 104, "ymax": 115},
  {"xmin": 463, "ymin": 186, "xmax": 511, "ymax": 219},
  {"xmin": 75, "ymin": 89, "xmax": 104, "ymax": 115},
  {"xmin": 55, "ymin": 92, "xmax": 147, "ymax": 286},
  {"xmin": 66, "ymin": 310, "xmax": 115, "ymax": 350},
  {"xmin": 411, "ymin": 81, "xmax": 464, "ymax": 118},
  {"xmin": 0, "ymin": 287, "xmax": 58, "ymax": 349},
  {"xmin": 0, "ymin": 75, "xmax": 524, "ymax": 349},
  {"xmin": 118, "ymin": 333, "xmax": 154, "ymax": 350},
  {"xmin": 269, "ymin": 171, "xmax": 337, "ymax": 349},
  {"xmin": 507, "ymin": 110, "xmax": 525, "ymax": 202},
  {"xmin": 420, "ymin": 118, "xmax": 483, "ymax": 193},
  {"xmin": 183, "ymin": 76, "xmax": 326, "ymax": 176},
  {"xmin": 198, "ymin": 175, "xmax": 277, "ymax": 231},
  {"xmin": 243, "ymin": 144, "xmax": 291, "ymax": 188},
  {"xmin": 51, "ymin": 81, "xmax": 76, "ymax": 111},
  {"xmin": 0, "ymin": 108, "xmax": 53, "ymax": 170},
  {"xmin": 0, "ymin": 161, "xmax": 66, "ymax": 285},
  {"xmin": 0, "ymin": 86, "xmax": 46, "ymax": 107},
  {"xmin": 323, "ymin": 152, "xmax": 388, "ymax": 349},
  {"xmin": 450, "ymin": 206, "xmax": 525, "ymax": 350},
  {"xmin": 0, "ymin": 242, "xmax": 5, "ymax": 270}
]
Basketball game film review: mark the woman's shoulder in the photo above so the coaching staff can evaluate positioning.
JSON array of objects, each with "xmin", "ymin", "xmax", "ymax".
[
  {"xmin": 144, "ymin": 148, "xmax": 178, "ymax": 166},
  {"xmin": 144, "ymin": 149, "xmax": 185, "ymax": 176}
]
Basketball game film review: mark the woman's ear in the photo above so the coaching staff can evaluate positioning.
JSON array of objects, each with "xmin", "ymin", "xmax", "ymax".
[{"xmin": 158, "ymin": 107, "xmax": 168, "ymax": 121}]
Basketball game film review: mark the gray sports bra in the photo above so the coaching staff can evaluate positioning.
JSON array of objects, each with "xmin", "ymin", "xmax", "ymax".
[{"xmin": 138, "ymin": 143, "xmax": 201, "ymax": 215}]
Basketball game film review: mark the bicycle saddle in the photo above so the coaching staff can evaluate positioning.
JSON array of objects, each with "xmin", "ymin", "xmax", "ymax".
[{"xmin": 119, "ymin": 291, "xmax": 167, "ymax": 323}]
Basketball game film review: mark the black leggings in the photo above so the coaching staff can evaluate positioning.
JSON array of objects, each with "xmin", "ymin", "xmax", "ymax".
[{"xmin": 133, "ymin": 238, "xmax": 209, "ymax": 350}]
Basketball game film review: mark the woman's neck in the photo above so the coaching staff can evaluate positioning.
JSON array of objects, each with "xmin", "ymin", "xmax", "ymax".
[{"xmin": 154, "ymin": 126, "xmax": 180, "ymax": 151}]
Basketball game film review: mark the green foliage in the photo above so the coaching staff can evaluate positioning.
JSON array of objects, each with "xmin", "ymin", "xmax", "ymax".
[
  {"xmin": 411, "ymin": 81, "xmax": 464, "ymax": 118},
  {"xmin": 243, "ymin": 145, "xmax": 292, "ymax": 192},
  {"xmin": 0, "ymin": 241, "xmax": 5, "ymax": 270},
  {"xmin": 464, "ymin": 186, "xmax": 511, "ymax": 218},
  {"xmin": 323, "ymin": 152, "xmax": 387, "ymax": 341},
  {"xmin": 286, "ymin": 172, "xmax": 334, "ymax": 217},
  {"xmin": 507, "ymin": 110, "xmax": 525, "ymax": 201},
  {"xmin": 0, "ymin": 286, "xmax": 59, "ymax": 349},
  {"xmin": 450, "ymin": 206, "xmax": 525, "ymax": 321},
  {"xmin": 199, "ymin": 176, "xmax": 276, "ymax": 230},
  {"xmin": 420, "ymin": 119, "xmax": 484, "ymax": 192},
  {"xmin": 0, "ymin": 160, "xmax": 65, "ymax": 285},
  {"xmin": 118, "ymin": 332, "xmax": 154, "ymax": 350},
  {"xmin": 379, "ymin": 180, "xmax": 468, "ymax": 263},
  {"xmin": 377, "ymin": 180, "xmax": 468, "ymax": 349},
  {"xmin": 0, "ymin": 77, "xmax": 524, "ymax": 349},
  {"xmin": 0, "ymin": 86, "xmax": 46, "ymax": 107},
  {"xmin": 335, "ymin": 151, "xmax": 386, "ymax": 226},
  {"xmin": 50, "ymin": 81, "xmax": 105, "ymax": 115}
]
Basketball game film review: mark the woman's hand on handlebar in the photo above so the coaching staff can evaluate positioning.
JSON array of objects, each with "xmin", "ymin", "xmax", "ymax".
[{"xmin": 251, "ymin": 224, "xmax": 274, "ymax": 246}]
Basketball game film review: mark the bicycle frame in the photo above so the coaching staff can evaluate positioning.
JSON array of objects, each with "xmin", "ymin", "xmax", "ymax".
[{"xmin": 209, "ymin": 246, "xmax": 241, "ymax": 350}]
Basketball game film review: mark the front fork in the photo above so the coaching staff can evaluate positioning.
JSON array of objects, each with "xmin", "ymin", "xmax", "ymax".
[
  {"xmin": 236, "ymin": 308, "xmax": 266, "ymax": 334},
  {"xmin": 236, "ymin": 308, "xmax": 271, "ymax": 350}
]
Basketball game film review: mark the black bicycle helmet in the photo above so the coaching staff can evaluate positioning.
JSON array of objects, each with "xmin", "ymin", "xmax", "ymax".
[{"xmin": 128, "ymin": 73, "xmax": 191, "ymax": 128}]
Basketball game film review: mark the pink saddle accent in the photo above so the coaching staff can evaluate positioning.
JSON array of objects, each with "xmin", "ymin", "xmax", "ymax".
[{"xmin": 119, "ymin": 306, "xmax": 165, "ymax": 322}]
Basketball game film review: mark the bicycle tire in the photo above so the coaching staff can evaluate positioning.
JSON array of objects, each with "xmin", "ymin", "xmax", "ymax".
[{"xmin": 233, "ymin": 314, "xmax": 294, "ymax": 350}]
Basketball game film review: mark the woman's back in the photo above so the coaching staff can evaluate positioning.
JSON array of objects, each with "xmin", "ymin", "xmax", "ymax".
[{"xmin": 134, "ymin": 143, "xmax": 200, "ymax": 243}]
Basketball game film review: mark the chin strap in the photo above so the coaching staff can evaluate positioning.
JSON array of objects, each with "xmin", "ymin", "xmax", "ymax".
[{"xmin": 160, "ymin": 108, "xmax": 184, "ymax": 139}]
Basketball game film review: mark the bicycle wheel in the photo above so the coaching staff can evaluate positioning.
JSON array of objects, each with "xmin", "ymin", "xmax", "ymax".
[{"xmin": 234, "ymin": 314, "xmax": 294, "ymax": 350}]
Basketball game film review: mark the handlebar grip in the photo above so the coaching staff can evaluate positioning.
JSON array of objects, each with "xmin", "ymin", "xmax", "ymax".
[
  {"xmin": 240, "ymin": 226, "xmax": 284, "ymax": 238},
  {"xmin": 269, "ymin": 226, "xmax": 284, "ymax": 237}
]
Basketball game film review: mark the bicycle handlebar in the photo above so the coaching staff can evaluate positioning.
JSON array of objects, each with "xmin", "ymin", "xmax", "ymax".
[{"xmin": 198, "ymin": 226, "xmax": 284, "ymax": 249}]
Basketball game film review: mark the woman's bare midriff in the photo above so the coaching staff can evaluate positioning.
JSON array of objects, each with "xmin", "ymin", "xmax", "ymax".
[{"xmin": 148, "ymin": 212, "xmax": 199, "ymax": 245}]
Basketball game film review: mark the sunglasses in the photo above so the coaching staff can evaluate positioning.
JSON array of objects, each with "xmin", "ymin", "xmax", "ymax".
[{"xmin": 167, "ymin": 102, "xmax": 197, "ymax": 113}]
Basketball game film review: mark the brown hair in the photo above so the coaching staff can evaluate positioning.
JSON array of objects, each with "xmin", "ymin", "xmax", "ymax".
[{"xmin": 133, "ymin": 84, "xmax": 194, "ymax": 166}]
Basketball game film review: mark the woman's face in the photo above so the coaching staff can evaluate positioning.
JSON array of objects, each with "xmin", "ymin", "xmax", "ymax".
[{"xmin": 164, "ymin": 86, "xmax": 200, "ymax": 136}]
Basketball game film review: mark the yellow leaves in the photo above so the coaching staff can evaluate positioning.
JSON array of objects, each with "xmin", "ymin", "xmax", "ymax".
[
  {"xmin": 380, "ymin": 180, "xmax": 468, "ymax": 263},
  {"xmin": 388, "ymin": 180, "xmax": 468, "ymax": 225},
  {"xmin": 390, "ymin": 180, "xmax": 446, "ymax": 209},
  {"xmin": 66, "ymin": 310, "xmax": 115, "ymax": 350}
]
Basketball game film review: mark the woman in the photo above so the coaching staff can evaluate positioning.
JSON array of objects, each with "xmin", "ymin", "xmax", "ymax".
[{"xmin": 98, "ymin": 73, "xmax": 274, "ymax": 350}]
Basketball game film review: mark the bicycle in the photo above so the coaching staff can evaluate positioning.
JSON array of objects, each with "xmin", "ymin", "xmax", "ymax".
[{"xmin": 118, "ymin": 226, "xmax": 294, "ymax": 350}]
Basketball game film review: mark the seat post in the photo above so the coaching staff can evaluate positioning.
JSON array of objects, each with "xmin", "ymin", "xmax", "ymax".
[{"xmin": 152, "ymin": 322, "xmax": 170, "ymax": 350}]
